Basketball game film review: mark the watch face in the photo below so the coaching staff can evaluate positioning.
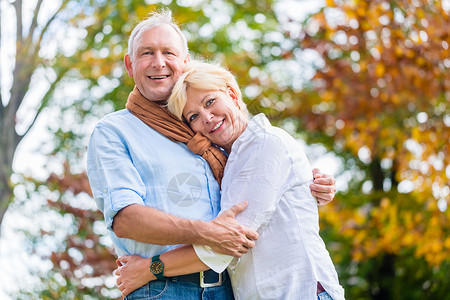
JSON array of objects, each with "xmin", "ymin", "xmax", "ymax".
[{"xmin": 151, "ymin": 261, "xmax": 163, "ymax": 274}]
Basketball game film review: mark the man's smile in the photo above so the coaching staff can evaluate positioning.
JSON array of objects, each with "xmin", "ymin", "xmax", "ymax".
[{"xmin": 148, "ymin": 75, "xmax": 170, "ymax": 80}]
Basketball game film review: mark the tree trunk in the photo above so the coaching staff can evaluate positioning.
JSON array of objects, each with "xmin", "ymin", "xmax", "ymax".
[
  {"xmin": 370, "ymin": 254, "xmax": 396, "ymax": 300},
  {"xmin": 369, "ymin": 159, "xmax": 396, "ymax": 299},
  {"xmin": 0, "ymin": 184, "xmax": 12, "ymax": 236}
]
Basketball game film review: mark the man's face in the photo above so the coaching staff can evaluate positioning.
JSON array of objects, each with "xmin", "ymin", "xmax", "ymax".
[{"xmin": 125, "ymin": 24, "xmax": 190, "ymax": 102}]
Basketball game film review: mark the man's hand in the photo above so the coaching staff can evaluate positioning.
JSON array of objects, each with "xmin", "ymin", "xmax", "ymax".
[
  {"xmin": 310, "ymin": 168, "xmax": 337, "ymax": 206},
  {"xmin": 204, "ymin": 201, "xmax": 259, "ymax": 257},
  {"xmin": 115, "ymin": 255, "xmax": 153, "ymax": 298}
]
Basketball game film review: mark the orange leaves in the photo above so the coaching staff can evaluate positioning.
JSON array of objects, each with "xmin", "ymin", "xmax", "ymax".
[
  {"xmin": 414, "ymin": 213, "xmax": 449, "ymax": 266},
  {"xmin": 318, "ymin": 171, "xmax": 450, "ymax": 272},
  {"xmin": 375, "ymin": 63, "xmax": 385, "ymax": 77}
]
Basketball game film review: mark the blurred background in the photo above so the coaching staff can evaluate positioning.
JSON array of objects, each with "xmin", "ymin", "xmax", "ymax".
[{"xmin": 0, "ymin": 0, "xmax": 449, "ymax": 298}]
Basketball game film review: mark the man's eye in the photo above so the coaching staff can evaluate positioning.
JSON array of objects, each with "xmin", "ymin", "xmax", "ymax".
[{"xmin": 189, "ymin": 114, "xmax": 198, "ymax": 123}]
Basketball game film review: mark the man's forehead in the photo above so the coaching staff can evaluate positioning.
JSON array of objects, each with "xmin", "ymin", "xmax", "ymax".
[{"xmin": 135, "ymin": 24, "xmax": 184, "ymax": 49}]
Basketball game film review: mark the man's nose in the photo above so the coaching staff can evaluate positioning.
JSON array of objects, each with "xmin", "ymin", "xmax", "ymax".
[{"xmin": 151, "ymin": 52, "xmax": 165, "ymax": 68}]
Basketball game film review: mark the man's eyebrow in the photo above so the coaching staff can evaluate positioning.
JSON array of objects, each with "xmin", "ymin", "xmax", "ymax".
[{"xmin": 137, "ymin": 46, "xmax": 152, "ymax": 53}]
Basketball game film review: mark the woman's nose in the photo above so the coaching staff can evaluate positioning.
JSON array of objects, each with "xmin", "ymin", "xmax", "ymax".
[{"xmin": 203, "ymin": 112, "xmax": 213, "ymax": 124}]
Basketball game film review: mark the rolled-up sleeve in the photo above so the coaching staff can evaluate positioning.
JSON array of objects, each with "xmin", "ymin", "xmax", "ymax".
[
  {"xmin": 87, "ymin": 124, "xmax": 146, "ymax": 230},
  {"xmin": 193, "ymin": 244, "xmax": 234, "ymax": 273}
]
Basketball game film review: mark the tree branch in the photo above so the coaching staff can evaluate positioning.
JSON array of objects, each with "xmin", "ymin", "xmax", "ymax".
[
  {"xmin": 13, "ymin": 0, "xmax": 23, "ymax": 43},
  {"xmin": 34, "ymin": 0, "xmax": 70, "ymax": 57},
  {"xmin": 0, "ymin": 0, "xmax": 3, "ymax": 109},
  {"xmin": 26, "ymin": 0, "xmax": 44, "ymax": 47},
  {"xmin": 21, "ymin": 68, "xmax": 69, "ymax": 138}
]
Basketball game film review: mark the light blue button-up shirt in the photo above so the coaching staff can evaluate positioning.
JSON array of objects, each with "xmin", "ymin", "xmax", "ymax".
[{"xmin": 86, "ymin": 109, "xmax": 222, "ymax": 258}]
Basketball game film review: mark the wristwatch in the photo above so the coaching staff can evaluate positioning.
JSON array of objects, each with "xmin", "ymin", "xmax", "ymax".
[{"xmin": 150, "ymin": 255, "xmax": 166, "ymax": 280}]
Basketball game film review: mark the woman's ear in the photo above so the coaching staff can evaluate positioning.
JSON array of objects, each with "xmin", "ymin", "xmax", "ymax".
[{"xmin": 227, "ymin": 87, "xmax": 239, "ymax": 107}]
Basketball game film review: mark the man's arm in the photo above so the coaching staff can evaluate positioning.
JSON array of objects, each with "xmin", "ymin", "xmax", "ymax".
[
  {"xmin": 310, "ymin": 168, "xmax": 337, "ymax": 206},
  {"xmin": 113, "ymin": 201, "xmax": 258, "ymax": 257},
  {"xmin": 115, "ymin": 245, "xmax": 208, "ymax": 297}
]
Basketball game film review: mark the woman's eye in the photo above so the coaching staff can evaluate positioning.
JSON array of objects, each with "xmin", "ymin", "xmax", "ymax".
[
  {"xmin": 206, "ymin": 99, "xmax": 215, "ymax": 107},
  {"xmin": 189, "ymin": 114, "xmax": 198, "ymax": 123}
]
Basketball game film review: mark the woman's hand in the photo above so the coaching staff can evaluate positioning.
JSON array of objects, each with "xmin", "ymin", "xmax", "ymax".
[
  {"xmin": 114, "ymin": 255, "xmax": 154, "ymax": 298},
  {"xmin": 310, "ymin": 168, "xmax": 337, "ymax": 206}
]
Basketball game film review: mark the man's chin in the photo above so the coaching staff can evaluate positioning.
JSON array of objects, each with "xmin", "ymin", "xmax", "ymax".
[{"xmin": 146, "ymin": 91, "xmax": 172, "ymax": 102}]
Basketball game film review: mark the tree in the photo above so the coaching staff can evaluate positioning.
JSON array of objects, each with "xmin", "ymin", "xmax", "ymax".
[
  {"xmin": 0, "ymin": 0, "xmax": 131, "ymax": 297},
  {"xmin": 280, "ymin": 0, "xmax": 449, "ymax": 298},
  {"xmin": 0, "ymin": 0, "xmax": 109, "ymax": 231}
]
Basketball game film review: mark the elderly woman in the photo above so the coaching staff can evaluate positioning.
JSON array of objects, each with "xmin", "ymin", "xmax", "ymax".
[{"xmin": 115, "ymin": 61, "xmax": 345, "ymax": 300}]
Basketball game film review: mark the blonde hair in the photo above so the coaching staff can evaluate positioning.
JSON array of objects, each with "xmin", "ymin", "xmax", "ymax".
[
  {"xmin": 128, "ymin": 8, "xmax": 188, "ymax": 61},
  {"xmin": 168, "ymin": 61, "xmax": 247, "ymax": 120}
]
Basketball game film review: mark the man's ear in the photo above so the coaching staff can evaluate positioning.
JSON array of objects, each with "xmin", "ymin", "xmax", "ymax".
[
  {"xmin": 227, "ymin": 87, "xmax": 239, "ymax": 106},
  {"xmin": 124, "ymin": 53, "xmax": 134, "ymax": 77}
]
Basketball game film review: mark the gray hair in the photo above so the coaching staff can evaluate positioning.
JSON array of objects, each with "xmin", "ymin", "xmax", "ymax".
[{"xmin": 127, "ymin": 8, "xmax": 189, "ymax": 60}]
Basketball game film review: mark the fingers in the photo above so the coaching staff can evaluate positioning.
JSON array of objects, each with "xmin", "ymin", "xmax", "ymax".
[
  {"xmin": 122, "ymin": 288, "xmax": 131, "ymax": 297},
  {"xmin": 315, "ymin": 194, "xmax": 334, "ymax": 206},
  {"xmin": 311, "ymin": 184, "xmax": 337, "ymax": 195},
  {"xmin": 227, "ymin": 201, "xmax": 248, "ymax": 217},
  {"xmin": 312, "ymin": 168, "xmax": 323, "ymax": 179},
  {"xmin": 244, "ymin": 228, "xmax": 259, "ymax": 242},
  {"xmin": 311, "ymin": 187, "xmax": 335, "ymax": 206},
  {"xmin": 116, "ymin": 258, "xmax": 122, "ymax": 267},
  {"xmin": 115, "ymin": 274, "xmax": 122, "ymax": 288},
  {"xmin": 117, "ymin": 255, "xmax": 130, "ymax": 265},
  {"xmin": 313, "ymin": 176, "xmax": 336, "ymax": 187},
  {"xmin": 242, "ymin": 238, "xmax": 256, "ymax": 251}
]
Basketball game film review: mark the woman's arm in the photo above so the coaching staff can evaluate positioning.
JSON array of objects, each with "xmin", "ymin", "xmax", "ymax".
[{"xmin": 115, "ymin": 245, "xmax": 209, "ymax": 297}]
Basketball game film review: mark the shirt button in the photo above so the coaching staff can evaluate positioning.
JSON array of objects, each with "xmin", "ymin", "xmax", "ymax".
[{"xmin": 103, "ymin": 188, "xmax": 108, "ymax": 193}]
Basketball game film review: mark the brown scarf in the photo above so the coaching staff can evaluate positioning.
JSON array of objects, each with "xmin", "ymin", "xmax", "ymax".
[{"xmin": 126, "ymin": 86, "xmax": 227, "ymax": 185}]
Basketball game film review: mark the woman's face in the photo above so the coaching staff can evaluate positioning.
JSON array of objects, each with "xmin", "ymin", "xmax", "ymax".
[{"xmin": 183, "ymin": 87, "xmax": 247, "ymax": 152}]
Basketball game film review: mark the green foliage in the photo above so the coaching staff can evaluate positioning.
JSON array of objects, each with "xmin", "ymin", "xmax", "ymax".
[{"xmin": 7, "ymin": 0, "xmax": 449, "ymax": 298}]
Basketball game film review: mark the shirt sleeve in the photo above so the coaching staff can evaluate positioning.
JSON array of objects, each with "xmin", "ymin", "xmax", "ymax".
[
  {"xmin": 193, "ymin": 244, "xmax": 234, "ymax": 273},
  {"xmin": 86, "ymin": 124, "xmax": 146, "ymax": 230}
]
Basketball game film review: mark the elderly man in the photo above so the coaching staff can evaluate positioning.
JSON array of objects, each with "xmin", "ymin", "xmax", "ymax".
[{"xmin": 87, "ymin": 8, "xmax": 337, "ymax": 300}]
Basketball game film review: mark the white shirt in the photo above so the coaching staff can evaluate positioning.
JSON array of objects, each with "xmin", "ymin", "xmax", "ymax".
[{"xmin": 194, "ymin": 114, "xmax": 345, "ymax": 300}]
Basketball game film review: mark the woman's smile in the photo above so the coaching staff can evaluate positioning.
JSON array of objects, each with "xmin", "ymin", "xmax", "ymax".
[{"xmin": 210, "ymin": 120, "xmax": 224, "ymax": 133}]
